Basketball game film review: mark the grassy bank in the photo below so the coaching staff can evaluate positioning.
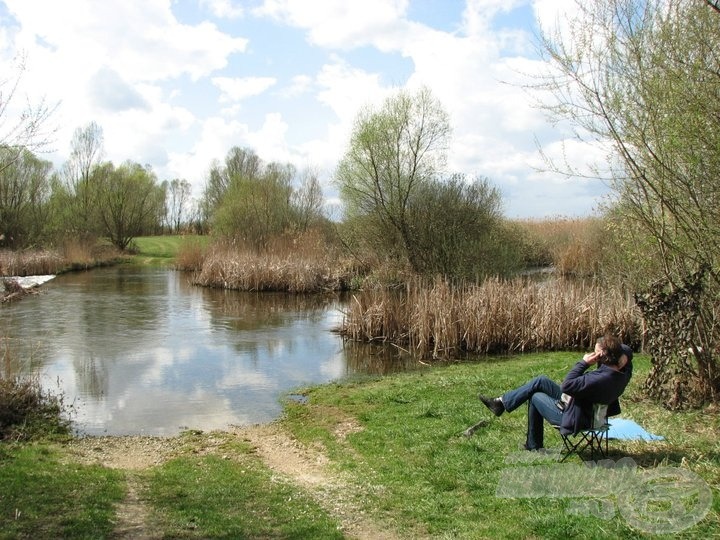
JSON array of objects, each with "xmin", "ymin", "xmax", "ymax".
[
  {"xmin": 282, "ymin": 353, "xmax": 719, "ymax": 538},
  {"xmin": 0, "ymin": 353, "xmax": 717, "ymax": 538},
  {"xmin": 131, "ymin": 235, "xmax": 210, "ymax": 267}
]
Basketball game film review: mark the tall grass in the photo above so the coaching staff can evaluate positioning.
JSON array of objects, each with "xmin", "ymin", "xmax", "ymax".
[
  {"xmin": 340, "ymin": 276, "xmax": 642, "ymax": 359},
  {"xmin": 174, "ymin": 236, "xmax": 208, "ymax": 271},
  {"xmin": 0, "ymin": 249, "xmax": 65, "ymax": 276},
  {"xmin": 0, "ymin": 240, "xmax": 122, "ymax": 277},
  {"xmin": 193, "ymin": 231, "xmax": 353, "ymax": 293},
  {"xmin": 514, "ymin": 217, "xmax": 607, "ymax": 276}
]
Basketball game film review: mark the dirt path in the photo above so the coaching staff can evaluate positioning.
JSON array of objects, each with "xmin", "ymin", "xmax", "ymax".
[
  {"xmin": 111, "ymin": 473, "xmax": 154, "ymax": 540},
  {"xmin": 68, "ymin": 424, "xmax": 405, "ymax": 540}
]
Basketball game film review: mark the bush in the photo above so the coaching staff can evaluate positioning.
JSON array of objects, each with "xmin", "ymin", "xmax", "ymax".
[{"xmin": 0, "ymin": 375, "xmax": 71, "ymax": 441}]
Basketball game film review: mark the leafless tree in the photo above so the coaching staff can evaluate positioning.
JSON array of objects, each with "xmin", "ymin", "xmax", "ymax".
[
  {"xmin": 165, "ymin": 178, "xmax": 192, "ymax": 233},
  {"xmin": 0, "ymin": 54, "xmax": 57, "ymax": 174}
]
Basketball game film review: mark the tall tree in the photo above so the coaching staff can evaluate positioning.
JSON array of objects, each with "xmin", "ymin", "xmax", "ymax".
[
  {"xmin": 95, "ymin": 161, "xmax": 165, "ymax": 250},
  {"xmin": 405, "ymin": 174, "xmax": 516, "ymax": 279},
  {"xmin": 201, "ymin": 146, "xmax": 262, "ymax": 217},
  {"xmin": 0, "ymin": 147, "xmax": 53, "ymax": 247},
  {"xmin": 335, "ymin": 86, "xmax": 451, "ymax": 271},
  {"xmin": 212, "ymin": 159, "xmax": 295, "ymax": 249},
  {"xmin": 62, "ymin": 122, "xmax": 105, "ymax": 238},
  {"xmin": 203, "ymin": 147, "xmax": 324, "ymax": 249},
  {"xmin": 292, "ymin": 168, "xmax": 324, "ymax": 231},
  {"xmin": 537, "ymin": 0, "xmax": 720, "ymax": 405},
  {"xmin": 164, "ymin": 178, "xmax": 192, "ymax": 233}
]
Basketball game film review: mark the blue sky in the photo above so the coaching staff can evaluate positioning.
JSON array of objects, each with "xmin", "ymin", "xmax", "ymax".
[{"xmin": 0, "ymin": 0, "xmax": 609, "ymax": 218}]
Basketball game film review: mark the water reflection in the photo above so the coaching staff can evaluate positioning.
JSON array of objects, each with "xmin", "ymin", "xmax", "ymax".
[{"xmin": 0, "ymin": 267, "xmax": 419, "ymax": 436}]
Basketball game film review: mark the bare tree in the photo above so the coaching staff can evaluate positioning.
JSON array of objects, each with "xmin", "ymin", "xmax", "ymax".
[
  {"xmin": 63, "ymin": 122, "xmax": 105, "ymax": 238},
  {"xmin": 292, "ymin": 167, "xmax": 324, "ymax": 231},
  {"xmin": 0, "ymin": 54, "xmax": 56, "ymax": 174},
  {"xmin": 537, "ymin": 0, "xmax": 720, "ymax": 406},
  {"xmin": 165, "ymin": 178, "xmax": 192, "ymax": 233}
]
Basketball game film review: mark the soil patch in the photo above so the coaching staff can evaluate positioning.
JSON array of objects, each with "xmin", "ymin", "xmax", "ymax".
[{"xmin": 67, "ymin": 424, "xmax": 411, "ymax": 540}]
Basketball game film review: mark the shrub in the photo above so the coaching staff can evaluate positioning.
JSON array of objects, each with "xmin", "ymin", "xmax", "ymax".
[{"xmin": 0, "ymin": 375, "xmax": 71, "ymax": 441}]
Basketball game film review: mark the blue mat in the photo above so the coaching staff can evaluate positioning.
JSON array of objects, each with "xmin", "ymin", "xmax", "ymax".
[{"xmin": 607, "ymin": 418, "xmax": 664, "ymax": 441}]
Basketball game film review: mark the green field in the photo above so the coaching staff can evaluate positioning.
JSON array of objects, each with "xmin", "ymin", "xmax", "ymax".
[
  {"xmin": 1, "ymin": 353, "xmax": 717, "ymax": 538},
  {"xmin": 130, "ymin": 235, "xmax": 210, "ymax": 265}
]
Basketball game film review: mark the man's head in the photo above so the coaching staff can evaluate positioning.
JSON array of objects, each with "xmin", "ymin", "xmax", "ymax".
[{"xmin": 596, "ymin": 334, "xmax": 623, "ymax": 366}]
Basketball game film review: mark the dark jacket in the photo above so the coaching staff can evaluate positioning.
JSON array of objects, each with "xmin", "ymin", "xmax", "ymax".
[{"xmin": 559, "ymin": 344, "xmax": 633, "ymax": 435}]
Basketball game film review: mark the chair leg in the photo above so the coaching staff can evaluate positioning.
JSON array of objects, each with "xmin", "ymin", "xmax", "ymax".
[{"xmin": 560, "ymin": 429, "xmax": 609, "ymax": 462}]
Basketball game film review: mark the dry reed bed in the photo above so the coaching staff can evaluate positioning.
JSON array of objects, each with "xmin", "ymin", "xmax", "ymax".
[
  {"xmin": 0, "ymin": 250, "xmax": 66, "ymax": 276},
  {"xmin": 341, "ymin": 277, "xmax": 641, "ymax": 359},
  {"xmin": 192, "ymin": 246, "xmax": 346, "ymax": 293}
]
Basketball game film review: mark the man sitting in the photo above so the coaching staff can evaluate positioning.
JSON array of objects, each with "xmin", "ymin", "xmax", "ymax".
[{"xmin": 479, "ymin": 334, "xmax": 633, "ymax": 451}]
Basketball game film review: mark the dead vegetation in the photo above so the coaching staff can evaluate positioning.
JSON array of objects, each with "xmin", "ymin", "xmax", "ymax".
[
  {"xmin": 340, "ymin": 276, "xmax": 642, "ymax": 359},
  {"xmin": 191, "ymin": 232, "xmax": 354, "ymax": 293},
  {"xmin": 1, "ymin": 279, "xmax": 38, "ymax": 303}
]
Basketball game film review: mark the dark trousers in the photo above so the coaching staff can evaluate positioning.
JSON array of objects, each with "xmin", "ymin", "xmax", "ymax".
[{"xmin": 502, "ymin": 375, "xmax": 564, "ymax": 450}]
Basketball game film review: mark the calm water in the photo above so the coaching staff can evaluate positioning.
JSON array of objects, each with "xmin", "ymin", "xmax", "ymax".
[{"xmin": 1, "ymin": 267, "xmax": 415, "ymax": 436}]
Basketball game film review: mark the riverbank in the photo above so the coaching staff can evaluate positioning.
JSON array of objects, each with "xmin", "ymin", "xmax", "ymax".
[{"xmin": 1, "ymin": 353, "xmax": 717, "ymax": 538}]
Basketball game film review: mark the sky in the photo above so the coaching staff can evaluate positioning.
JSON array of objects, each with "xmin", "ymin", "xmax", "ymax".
[{"xmin": 0, "ymin": 0, "xmax": 610, "ymax": 218}]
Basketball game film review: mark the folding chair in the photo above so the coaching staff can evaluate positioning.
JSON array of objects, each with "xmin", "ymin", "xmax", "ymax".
[{"xmin": 555, "ymin": 404, "xmax": 609, "ymax": 462}]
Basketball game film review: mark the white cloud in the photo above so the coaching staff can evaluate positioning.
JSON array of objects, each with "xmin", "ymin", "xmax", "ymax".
[
  {"xmin": 315, "ymin": 57, "xmax": 386, "ymax": 121},
  {"xmin": 533, "ymin": 0, "xmax": 579, "ymax": 33},
  {"xmin": 253, "ymin": 0, "xmax": 410, "ymax": 48},
  {"xmin": 0, "ymin": 0, "xmax": 614, "ymax": 218},
  {"xmin": 88, "ymin": 67, "xmax": 150, "ymax": 112},
  {"xmin": 201, "ymin": 0, "xmax": 244, "ymax": 19},
  {"xmin": 462, "ymin": 0, "xmax": 526, "ymax": 34},
  {"xmin": 1, "ymin": 0, "xmax": 247, "ymax": 180},
  {"xmin": 166, "ymin": 115, "xmax": 250, "ymax": 188},
  {"xmin": 4, "ymin": 0, "xmax": 247, "ymax": 82},
  {"xmin": 212, "ymin": 76, "xmax": 277, "ymax": 103},
  {"xmin": 247, "ymin": 112, "xmax": 292, "ymax": 164},
  {"xmin": 280, "ymin": 74, "xmax": 313, "ymax": 98}
]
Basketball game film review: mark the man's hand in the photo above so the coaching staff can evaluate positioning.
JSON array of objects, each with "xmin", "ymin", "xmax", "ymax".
[{"xmin": 583, "ymin": 351, "xmax": 602, "ymax": 365}]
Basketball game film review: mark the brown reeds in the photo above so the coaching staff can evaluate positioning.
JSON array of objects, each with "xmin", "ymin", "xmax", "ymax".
[
  {"xmin": 0, "ymin": 249, "xmax": 65, "ymax": 276},
  {"xmin": 175, "ymin": 238, "xmax": 207, "ymax": 272},
  {"xmin": 192, "ymin": 231, "xmax": 352, "ymax": 293},
  {"xmin": 0, "ymin": 241, "xmax": 121, "ymax": 277},
  {"xmin": 0, "ymin": 374, "xmax": 71, "ymax": 440},
  {"xmin": 514, "ymin": 217, "xmax": 607, "ymax": 277},
  {"xmin": 340, "ymin": 277, "xmax": 642, "ymax": 359}
]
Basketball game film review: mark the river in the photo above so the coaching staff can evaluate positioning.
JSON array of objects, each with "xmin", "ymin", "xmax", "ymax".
[{"xmin": 1, "ymin": 266, "xmax": 416, "ymax": 436}]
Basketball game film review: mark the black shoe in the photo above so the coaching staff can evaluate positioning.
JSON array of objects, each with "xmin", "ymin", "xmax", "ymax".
[{"xmin": 479, "ymin": 394, "xmax": 505, "ymax": 417}]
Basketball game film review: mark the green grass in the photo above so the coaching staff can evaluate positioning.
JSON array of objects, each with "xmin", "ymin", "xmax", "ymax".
[
  {"xmin": 0, "ymin": 354, "xmax": 717, "ymax": 538},
  {"xmin": 0, "ymin": 444, "xmax": 124, "ymax": 539},
  {"xmin": 281, "ymin": 353, "xmax": 720, "ymax": 539},
  {"xmin": 146, "ymin": 435, "xmax": 342, "ymax": 538},
  {"xmin": 130, "ymin": 235, "xmax": 209, "ymax": 266}
]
